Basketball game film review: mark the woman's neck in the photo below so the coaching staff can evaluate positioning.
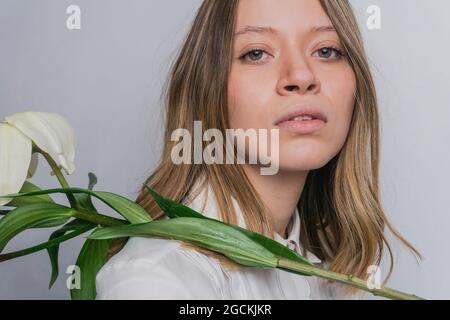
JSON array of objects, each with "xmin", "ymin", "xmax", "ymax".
[{"xmin": 242, "ymin": 164, "xmax": 309, "ymax": 238}]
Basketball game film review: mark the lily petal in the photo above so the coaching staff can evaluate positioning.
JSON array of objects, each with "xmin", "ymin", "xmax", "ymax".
[
  {"xmin": 5, "ymin": 112, "xmax": 76, "ymax": 175},
  {"xmin": 0, "ymin": 123, "xmax": 32, "ymax": 206},
  {"xmin": 27, "ymin": 152, "xmax": 39, "ymax": 179}
]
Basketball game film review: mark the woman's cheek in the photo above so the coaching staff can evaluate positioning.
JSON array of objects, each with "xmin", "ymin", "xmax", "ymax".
[
  {"xmin": 322, "ymin": 71, "xmax": 356, "ymax": 153},
  {"xmin": 229, "ymin": 80, "xmax": 267, "ymax": 129},
  {"xmin": 330, "ymin": 102, "xmax": 355, "ymax": 154},
  {"xmin": 227, "ymin": 73, "xmax": 244, "ymax": 127}
]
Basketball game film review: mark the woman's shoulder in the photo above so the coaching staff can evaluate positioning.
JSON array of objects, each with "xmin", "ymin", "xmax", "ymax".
[
  {"xmin": 103, "ymin": 236, "xmax": 187, "ymax": 265},
  {"xmin": 95, "ymin": 236, "xmax": 226, "ymax": 299}
]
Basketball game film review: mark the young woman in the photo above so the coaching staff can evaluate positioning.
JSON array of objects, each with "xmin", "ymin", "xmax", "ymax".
[{"xmin": 96, "ymin": 0, "xmax": 421, "ymax": 299}]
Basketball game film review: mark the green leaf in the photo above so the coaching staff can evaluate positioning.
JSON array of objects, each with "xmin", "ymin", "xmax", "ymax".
[
  {"xmin": 7, "ymin": 181, "xmax": 54, "ymax": 207},
  {"xmin": 47, "ymin": 219, "xmax": 96, "ymax": 289},
  {"xmin": 89, "ymin": 217, "xmax": 279, "ymax": 268},
  {"xmin": 144, "ymin": 184, "xmax": 313, "ymax": 268},
  {"xmin": 0, "ymin": 187, "xmax": 151, "ymax": 224},
  {"xmin": 0, "ymin": 203, "xmax": 75, "ymax": 253},
  {"xmin": 70, "ymin": 236, "xmax": 111, "ymax": 300},
  {"xmin": 0, "ymin": 221, "xmax": 93, "ymax": 263},
  {"xmin": 73, "ymin": 173, "xmax": 99, "ymax": 213},
  {"xmin": 87, "ymin": 172, "xmax": 98, "ymax": 191},
  {"xmin": 1, "ymin": 205, "xmax": 71, "ymax": 229},
  {"xmin": 144, "ymin": 185, "xmax": 203, "ymax": 219},
  {"xmin": 74, "ymin": 193, "xmax": 97, "ymax": 213}
]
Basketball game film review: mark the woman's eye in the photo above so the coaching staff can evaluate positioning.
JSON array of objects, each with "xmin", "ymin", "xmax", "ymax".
[
  {"xmin": 239, "ymin": 47, "xmax": 344, "ymax": 64},
  {"xmin": 239, "ymin": 49, "xmax": 270, "ymax": 64},
  {"xmin": 313, "ymin": 47, "xmax": 344, "ymax": 60}
]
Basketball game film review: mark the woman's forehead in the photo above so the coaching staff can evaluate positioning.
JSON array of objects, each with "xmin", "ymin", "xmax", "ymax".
[{"xmin": 234, "ymin": 0, "xmax": 335, "ymax": 39}]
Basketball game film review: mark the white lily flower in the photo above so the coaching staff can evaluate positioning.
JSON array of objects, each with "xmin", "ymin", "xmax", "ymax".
[
  {"xmin": 5, "ymin": 112, "xmax": 76, "ymax": 175},
  {"xmin": 0, "ymin": 112, "xmax": 76, "ymax": 206},
  {"xmin": 27, "ymin": 152, "xmax": 39, "ymax": 179},
  {"xmin": 0, "ymin": 123, "xmax": 32, "ymax": 206}
]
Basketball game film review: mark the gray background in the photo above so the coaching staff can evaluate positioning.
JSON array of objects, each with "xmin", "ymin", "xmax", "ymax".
[{"xmin": 0, "ymin": 0, "xmax": 449, "ymax": 299}]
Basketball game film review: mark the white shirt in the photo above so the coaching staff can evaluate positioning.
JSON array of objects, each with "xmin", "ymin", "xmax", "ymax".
[{"xmin": 96, "ymin": 183, "xmax": 363, "ymax": 300}]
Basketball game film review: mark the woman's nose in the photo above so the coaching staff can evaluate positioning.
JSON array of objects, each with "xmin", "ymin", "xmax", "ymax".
[{"xmin": 276, "ymin": 52, "xmax": 321, "ymax": 96}]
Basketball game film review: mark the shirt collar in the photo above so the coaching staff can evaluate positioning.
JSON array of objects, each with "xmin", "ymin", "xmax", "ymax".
[
  {"xmin": 272, "ymin": 207, "xmax": 322, "ymax": 263},
  {"xmin": 185, "ymin": 181, "xmax": 322, "ymax": 264}
]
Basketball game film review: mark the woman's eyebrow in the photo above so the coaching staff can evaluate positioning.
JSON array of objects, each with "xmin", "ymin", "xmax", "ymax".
[
  {"xmin": 310, "ymin": 25, "xmax": 336, "ymax": 33},
  {"xmin": 234, "ymin": 25, "xmax": 336, "ymax": 37},
  {"xmin": 234, "ymin": 25, "xmax": 278, "ymax": 37}
]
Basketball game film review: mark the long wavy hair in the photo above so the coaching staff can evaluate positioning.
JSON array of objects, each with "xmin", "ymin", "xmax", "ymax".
[{"xmin": 121, "ymin": 0, "xmax": 421, "ymax": 295}]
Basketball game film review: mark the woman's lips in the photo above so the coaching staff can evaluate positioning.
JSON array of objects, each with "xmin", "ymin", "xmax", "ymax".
[{"xmin": 276, "ymin": 118, "xmax": 326, "ymax": 134}]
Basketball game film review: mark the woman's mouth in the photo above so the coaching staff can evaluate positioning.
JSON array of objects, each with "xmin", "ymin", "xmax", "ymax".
[{"xmin": 276, "ymin": 116, "xmax": 326, "ymax": 134}]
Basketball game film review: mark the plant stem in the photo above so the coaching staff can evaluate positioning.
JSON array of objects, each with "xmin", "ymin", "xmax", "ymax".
[
  {"xmin": 0, "ymin": 226, "xmax": 92, "ymax": 262},
  {"xmin": 0, "ymin": 209, "xmax": 126, "ymax": 262},
  {"xmin": 73, "ymin": 209, "xmax": 126, "ymax": 227},
  {"xmin": 277, "ymin": 258, "xmax": 424, "ymax": 300},
  {"xmin": 37, "ymin": 148, "xmax": 78, "ymax": 209}
]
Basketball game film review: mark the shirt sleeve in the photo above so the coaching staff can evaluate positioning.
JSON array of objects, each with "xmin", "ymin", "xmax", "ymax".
[{"xmin": 95, "ymin": 238, "xmax": 224, "ymax": 300}]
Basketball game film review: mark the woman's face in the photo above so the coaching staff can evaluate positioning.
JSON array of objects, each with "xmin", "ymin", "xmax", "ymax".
[{"xmin": 228, "ymin": 0, "xmax": 356, "ymax": 172}]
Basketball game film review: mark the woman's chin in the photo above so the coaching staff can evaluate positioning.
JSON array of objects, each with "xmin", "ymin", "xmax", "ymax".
[{"xmin": 277, "ymin": 154, "xmax": 332, "ymax": 172}]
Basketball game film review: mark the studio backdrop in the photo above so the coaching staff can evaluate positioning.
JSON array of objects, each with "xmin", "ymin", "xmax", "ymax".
[{"xmin": 0, "ymin": 0, "xmax": 449, "ymax": 299}]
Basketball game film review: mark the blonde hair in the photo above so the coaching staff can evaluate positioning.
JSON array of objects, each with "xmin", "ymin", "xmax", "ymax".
[{"xmin": 130, "ymin": 0, "xmax": 422, "ymax": 295}]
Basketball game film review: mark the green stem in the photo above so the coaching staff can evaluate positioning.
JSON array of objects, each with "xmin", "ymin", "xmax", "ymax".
[
  {"xmin": 36, "ymin": 148, "xmax": 78, "ymax": 209},
  {"xmin": 0, "ymin": 209, "xmax": 126, "ymax": 263},
  {"xmin": 0, "ymin": 226, "xmax": 92, "ymax": 262},
  {"xmin": 73, "ymin": 209, "xmax": 126, "ymax": 227},
  {"xmin": 278, "ymin": 258, "xmax": 424, "ymax": 300}
]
